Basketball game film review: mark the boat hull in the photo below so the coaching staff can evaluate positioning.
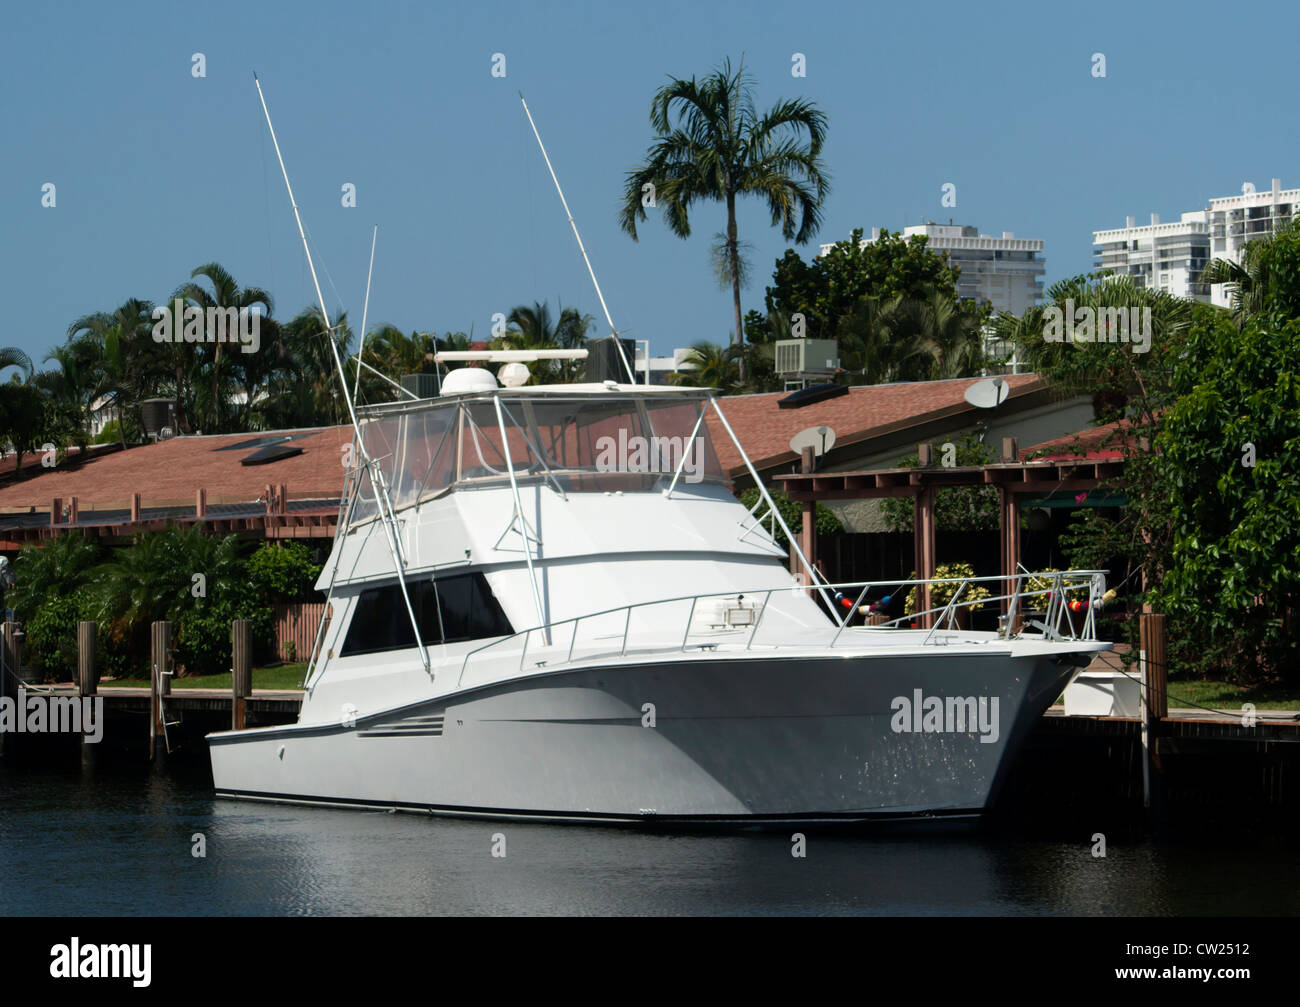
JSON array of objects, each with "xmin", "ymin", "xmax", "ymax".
[{"xmin": 208, "ymin": 651, "xmax": 1080, "ymax": 825}]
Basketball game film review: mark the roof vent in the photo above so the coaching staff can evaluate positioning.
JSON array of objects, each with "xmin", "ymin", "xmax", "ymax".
[
  {"xmin": 241, "ymin": 443, "xmax": 304, "ymax": 466},
  {"xmin": 778, "ymin": 383, "xmax": 849, "ymax": 409}
]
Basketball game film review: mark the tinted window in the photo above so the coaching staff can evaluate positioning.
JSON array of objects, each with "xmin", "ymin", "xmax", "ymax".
[{"xmin": 340, "ymin": 573, "xmax": 513, "ymax": 656}]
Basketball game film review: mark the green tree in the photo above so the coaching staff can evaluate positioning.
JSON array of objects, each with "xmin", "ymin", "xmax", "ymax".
[
  {"xmin": 493, "ymin": 302, "xmax": 594, "ymax": 384},
  {"xmin": 65, "ymin": 298, "xmax": 155, "ymax": 447},
  {"xmin": 177, "ymin": 263, "xmax": 276, "ymax": 433},
  {"xmin": 881, "ymin": 436, "xmax": 1000, "ymax": 532},
  {"xmin": 736, "ymin": 486, "xmax": 842, "ymax": 547},
  {"xmin": 763, "ymin": 228, "xmax": 967, "ymax": 341},
  {"xmin": 619, "ymin": 58, "xmax": 829, "ymax": 356},
  {"xmin": 671, "ymin": 340, "xmax": 742, "ymax": 389},
  {"xmin": 1199, "ymin": 219, "xmax": 1300, "ymax": 322},
  {"xmin": 1149, "ymin": 309, "xmax": 1300, "ymax": 682}
]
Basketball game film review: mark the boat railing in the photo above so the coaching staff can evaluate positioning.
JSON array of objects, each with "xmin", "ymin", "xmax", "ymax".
[{"xmin": 455, "ymin": 569, "xmax": 1108, "ymax": 687}]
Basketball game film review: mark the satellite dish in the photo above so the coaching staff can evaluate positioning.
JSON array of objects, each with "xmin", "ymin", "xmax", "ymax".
[
  {"xmin": 790, "ymin": 425, "xmax": 837, "ymax": 457},
  {"xmin": 1242, "ymin": 181, "xmax": 1256, "ymax": 195},
  {"xmin": 964, "ymin": 377, "xmax": 1010, "ymax": 410},
  {"xmin": 498, "ymin": 362, "xmax": 530, "ymax": 388}
]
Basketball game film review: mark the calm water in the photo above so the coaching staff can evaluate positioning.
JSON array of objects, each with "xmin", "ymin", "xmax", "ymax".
[{"xmin": 1, "ymin": 756, "xmax": 1296, "ymax": 916}]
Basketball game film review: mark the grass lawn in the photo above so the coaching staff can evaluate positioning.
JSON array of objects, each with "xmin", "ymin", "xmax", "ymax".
[
  {"xmin": 100, "ymin": 662, "xmax": 309, "ymax": 691},
  {"xmin": 1162, "ymin": 678, "xmax": 1300, "ymax": 712}
]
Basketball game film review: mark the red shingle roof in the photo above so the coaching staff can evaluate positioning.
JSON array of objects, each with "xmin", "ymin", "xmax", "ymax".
[
  {"xmin": 704, "ymin": 374, "xmax": 1046, "ymax": 476},
  {"xmin": 0, "ymin": 427, "xmax": 351, "ymax": 509},
  {"xmin": 1024, "ymin": 419, "xmax": 1128, "ymax": 462}
]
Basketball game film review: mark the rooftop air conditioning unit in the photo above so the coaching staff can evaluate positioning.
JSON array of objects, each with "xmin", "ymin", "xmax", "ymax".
[
  {"xmin": 400, "ymin": 373, "xmax": 440, "ymax": 399},
  {"xmin": 775, "ymin": 339, "xmax": 839, "ymax": 376}
]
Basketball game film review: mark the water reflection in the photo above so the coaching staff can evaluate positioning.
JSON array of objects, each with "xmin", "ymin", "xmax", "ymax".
[{"xmin": 1, "ymin": 759, "xmax": 1296, "ymax": 916}]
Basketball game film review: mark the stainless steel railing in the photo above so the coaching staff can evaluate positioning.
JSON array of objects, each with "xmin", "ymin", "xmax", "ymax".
[{"xmin": 455, "ymin": 569, "xmax": 1108, "ymax": 687}]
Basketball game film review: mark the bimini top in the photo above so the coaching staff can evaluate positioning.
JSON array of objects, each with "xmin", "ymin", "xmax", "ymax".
[{"xmin": 346, "ymin": 383, "xmax": 727, "ymax": 524}]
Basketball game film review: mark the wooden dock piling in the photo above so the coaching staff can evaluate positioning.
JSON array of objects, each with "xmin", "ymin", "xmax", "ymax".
[
  {"xmin": 231, "ymin": 619, "xmax": 252, "ymax": 730},
  {"xmin": 1139, "ymin": 612, "xmax": 1169, "ymax": 823},
  {"xmin": 77, "ymin": 621, "xmax": 97, "ymax": 697}
]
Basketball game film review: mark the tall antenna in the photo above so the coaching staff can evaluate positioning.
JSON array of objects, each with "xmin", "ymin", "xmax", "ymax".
[
  {"xmin": 519, "ymin": 93, "xmax": 636, "ymax": 384},
  {"xmin": 353, "ymin": 224, "xmax": 378, "ymax": 404},
  {"xmin": 253, "ymin": 73, "xmax": 430, "ymax": 674}
]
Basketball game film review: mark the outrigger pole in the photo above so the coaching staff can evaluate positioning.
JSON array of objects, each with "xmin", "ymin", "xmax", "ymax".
[
  {"xmin": 254, "ymin": 73, "xmax": 431, "ymax": 675},
  {"xmin": 519, "ymin": 93, "xmax": 637, "ymax": 385},
  {"xmin": 353, "ymin": 224, "xmax": 377, "ymax": 405}
]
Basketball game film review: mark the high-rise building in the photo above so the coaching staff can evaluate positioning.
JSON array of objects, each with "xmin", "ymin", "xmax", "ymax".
[
  {"xmin": 1091, "ymin": 211, "xmax": 1212, "ymax": 301},
  {"xmin": 1092, "ymin": 178, "xmax": 1297, "ymax": 307},
  {"xmin": 819, "ymin": 223, "xmax": 1046, "ymax": 316},
  {"xmin": 1206, "ymin": 178, "xmax": 1297, "ymax": 307}
]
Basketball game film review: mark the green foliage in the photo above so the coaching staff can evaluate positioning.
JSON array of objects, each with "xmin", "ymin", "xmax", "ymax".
[
  {"xmin": 246, "ymin": 542, "xmax": 323, "ymax": 602},
  {"xmin": 619, "ymin": 57, "xmax": 830, "ymax": 349},
  {"xmin": 1148, "ymin": 311, "xmax": 1300, "ymax": 681},
  {"xmin": 881, "ymin": 436, "xmax": 999, "ymax": 532},
  {"xmin": 736, "ymin": 486, "xmax": 842, "ymax": 547},
  {"xmin": 91, "ymin": 419, "xmax": 123, "ymax": 444},
  {"xmin": 758, "ymin": 229, "xmax": 988, "ymax": 383},
  {"xmin": 765, "ymin": 228, "xmax": 964, "ymax": 340},
  {"xmin": 904, "ymin": 562, "xmax": 991, "ymax": 614},
  {"xmin": 175, "ymin": 593, "xmax": 274, "ymax": 677},
  {"xmin": 22, "ymin": 587, "xmax": 96, "ymax": 678}
]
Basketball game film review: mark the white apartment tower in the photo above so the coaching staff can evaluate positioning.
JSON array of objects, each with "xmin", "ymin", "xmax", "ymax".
[
  {"xmin": 820, "ymin": 223, "xmax": 1046, "ymax": 315},
  {"xmin": 1092, "ymin": 211, "xmax": 1212, "ymax": 301},
  {"xmin": 1206, "ymin": 178, "xmax": 1298, "ymax": 307},
  {"xmin": 1093, "ymin": 178, "xmax": 1297, "ymax": 307}
]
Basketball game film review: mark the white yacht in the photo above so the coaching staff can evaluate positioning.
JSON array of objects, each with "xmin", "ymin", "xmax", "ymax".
[
  {"xmin": 208, "ymin": 367, "xmax": 1110, "ymax": 825},
  {"xmin": 213, "ymin": 78, "xmax": 1110, "ymax": 825}
]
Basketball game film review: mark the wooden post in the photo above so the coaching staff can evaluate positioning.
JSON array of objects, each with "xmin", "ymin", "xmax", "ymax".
[
  {"xmin": 69, "ymin": 496, "xmax": 79, "ymax": 524},
  {"xmin": 150, "ymin": 620, "xmax": 172, "ymax": 761},
  {"xmin": 52, "ymin": 497, "xmax": 63, "ymax": 525},
  {"xmin": 798, "ymin": 447, "xmax": 817, "ymax": 580},
  {"xmin": 998, "ymin": 486, "xmax": 1021, "ymax": 615},
  {"xmin": 1001, "ymin": 437, "xmax": 1019, "ymax": 462},
  {"xmin": 912, "ymin": 486, "xmax": 936, "ymax": 628},
  {"xmin": 1139, "ymin": 612, "xmax": 1168, "ymax": 820},
  {"xmin": 195, "ymin": 488, "xmax": 207, "ymax": 518},
  {"xmin": 130, "ymin": 492, "xmax": 141, "ymax": 523},
  {"xmin": 231, "ymin": 619, "xmax": 252, "ymax": 730},
  {"xmin": 77, "ymin": 621, "xmax": 97, "ymax": 696},
  {"xmin": 276, "ymin": 483, "xmax": 287, "ymax": 514},
  {"xmin": 1141, "ymin": 613, "xmax": 1168, "ymax": 719}
]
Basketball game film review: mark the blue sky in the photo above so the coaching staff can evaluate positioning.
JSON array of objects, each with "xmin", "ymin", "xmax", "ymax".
[{"xmin": 2, "ymin": 0, "xmax": 1296, "ymax": 371}]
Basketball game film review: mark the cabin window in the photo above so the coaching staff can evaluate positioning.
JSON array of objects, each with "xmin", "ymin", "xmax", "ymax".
[{"xmin": 340, "ymin": 572, "xmax": 513, "ymax": 656}]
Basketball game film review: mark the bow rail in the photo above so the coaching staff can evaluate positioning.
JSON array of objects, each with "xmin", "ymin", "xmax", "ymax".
[{"xmin": 455, "ymin": 569, "xmax": 1108, "ymax": 688}]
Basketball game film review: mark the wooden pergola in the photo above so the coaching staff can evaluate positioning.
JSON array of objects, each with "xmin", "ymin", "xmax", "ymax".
[{"xmin": 776, "ymin": 439, "xmax": 1124, "ymax": 627}]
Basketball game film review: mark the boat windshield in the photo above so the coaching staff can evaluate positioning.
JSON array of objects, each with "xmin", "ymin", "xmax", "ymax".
[{"xmin": 349, "ymin": 393, "xmax": 726, "ymax": 521}]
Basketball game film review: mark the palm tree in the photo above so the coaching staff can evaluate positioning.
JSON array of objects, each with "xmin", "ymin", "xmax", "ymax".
[
  {"xmin": 66, "ymin": 298, "xmax": 155, "ymax": 446},
  {"xmin": 364, "ymin": 325, "xmax": 435, "ymax": 378},
  {"xmin": 895, "ymin": 290, "xmax": 984, "ymax": 380},
  {"xmin": 0, "ymin": 346, "xmax": 38, "ymax": 468},
  {"xmin": 671, "ymin": 341, "xmax": 741, "ymax": 389},
  {"xmin": 619, "ymin": 58, "xmax": 830, "ymax": 358},
  {"xmin": 259, "ymin": 307, "xmax": 353, "ymax": 428},
  {"xmin": 177, "ymin": 264, "xmax": 274, "ymax": 433},
  {"xmin": 495, "ymin": 302, "xmax": 593, "ymax": 384},
  {"xmin": 1198, "ymin": 220, "xmax": 1298, "ymax": 320}
]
